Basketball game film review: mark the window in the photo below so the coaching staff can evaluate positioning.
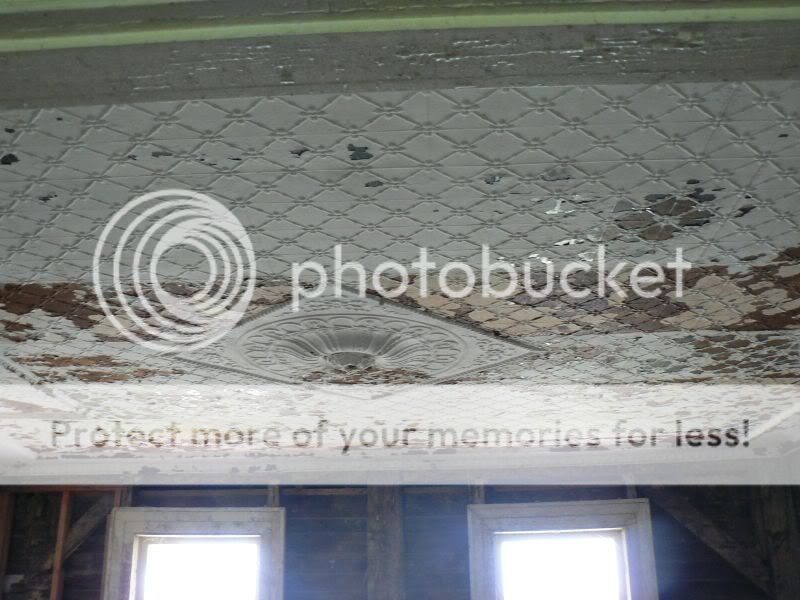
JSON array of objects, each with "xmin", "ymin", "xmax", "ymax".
[
  {"xmin": 468, "ymin": 499, "xmax": 658, "ymax": 600},
  {"xmin": 496, "ymin": 529, "xmax": 626, "ymax": 600},
  {"xmin": 103, "ymin": 508, "xmax": 284, "ymax": 600},
  {"xmin": 136, "ymin": 536, "xmax": 260, "ymax": 600}
]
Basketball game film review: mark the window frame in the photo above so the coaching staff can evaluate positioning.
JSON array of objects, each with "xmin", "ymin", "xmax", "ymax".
[
  {"xmin": 102, "ymin": 507, "xmax": 285, "ymax": 600},
  {"xmin": 467, "ymin": 499, "xmax": 658, "ymax": 600}
]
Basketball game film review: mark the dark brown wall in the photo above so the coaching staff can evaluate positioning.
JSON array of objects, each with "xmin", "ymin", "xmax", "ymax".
[{"xmin": 2, "ymin": 486, "xmax": 781, "ymax": 600}]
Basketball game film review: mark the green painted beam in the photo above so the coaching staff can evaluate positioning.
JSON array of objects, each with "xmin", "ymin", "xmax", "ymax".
[
  {"xmin": 0, "ymin": 0, "xmax": 199, "ymax": 13},
  {"xmin": 0, "ymin": 0, "xmax": 799, "ymax": 53}
]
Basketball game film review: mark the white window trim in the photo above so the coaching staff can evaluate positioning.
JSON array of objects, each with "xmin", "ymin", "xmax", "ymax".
[
  {"xmin": 102, "ymin": 507, "xmax": 285, "ymax": 600},
  {"xmin": 467, "ymin": 498, "xmax": 659, "ymax": 600}
]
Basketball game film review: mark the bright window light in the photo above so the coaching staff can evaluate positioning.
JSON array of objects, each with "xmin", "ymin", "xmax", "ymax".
[
  {"xmin": 497, "ymin": 530, "xmax": 626, "ymax": 600},
  {"xmin": 139, "ymin": 536, "xmax": 260, "ymax": 600}
]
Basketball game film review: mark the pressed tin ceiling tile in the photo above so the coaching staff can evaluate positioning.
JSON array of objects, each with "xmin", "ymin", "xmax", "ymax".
[{"xmin": 0, "ymin": 78, "xmax": 798, "ymax": 394}]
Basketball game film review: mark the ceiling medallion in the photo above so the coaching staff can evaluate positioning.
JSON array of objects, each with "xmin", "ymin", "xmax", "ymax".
[{"xmin": 180, "ymin": 292, "xmax": 532, "ymax": 384}]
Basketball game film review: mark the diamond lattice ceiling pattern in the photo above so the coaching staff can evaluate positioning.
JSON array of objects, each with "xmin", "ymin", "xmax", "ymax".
[
  {"xmin": 0, "ymin": 82, "xmax": 797, "ymax": 279},
  {"xmin": 0, "ymin": 80, "xmax": 797, "ymax": 480}
]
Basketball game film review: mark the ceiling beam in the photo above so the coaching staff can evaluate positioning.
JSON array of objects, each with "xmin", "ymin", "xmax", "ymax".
[
  {"xmin": 2, "ymin": 18, "xmax": 799, "ymax": 109},
  {"xmin": 0, "ymin": 0, "xmax": 201, "ymax": 13},
  {"xmin": 0, "ymin": 1, "xmax": 798, "ymax": 53}
]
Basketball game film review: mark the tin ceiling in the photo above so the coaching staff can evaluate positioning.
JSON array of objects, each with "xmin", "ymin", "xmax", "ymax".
[{"xmin": 0, "ymin": 79, "xmax": 798, "ymax": 482}]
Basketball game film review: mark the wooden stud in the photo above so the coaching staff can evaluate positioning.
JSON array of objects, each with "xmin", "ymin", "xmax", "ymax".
[
  {"xmin": 0, "ymin": 492, "xmax": 14, "ymax": 600},
  {"xmin": 749, "ymin": 486, "xmax": 774, "ymax": 587},
  {"xmin": 367, "ymin": 487, "xmax": 404, "ymax": 600},
  {"xmin": 49, "ymin": 491, "xmax": 72, "ymax": 600},
  {"xmin": 40, "ymin": 493, "xmax": 114, "ymax": 572},
  {"xmin": 264, "ymin": 486, "xmax": 280, "ymax": 508},
  {"xmin": 468, "ymin": 485, "xmax": 487, "ymax": 505},
  {"xmin": 757, "ymin": 487, "xmax": 800, "ymax": 600},
  {"xmin": 113, "ymin": 487, "xmax": 133, "ymax": 508}
]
